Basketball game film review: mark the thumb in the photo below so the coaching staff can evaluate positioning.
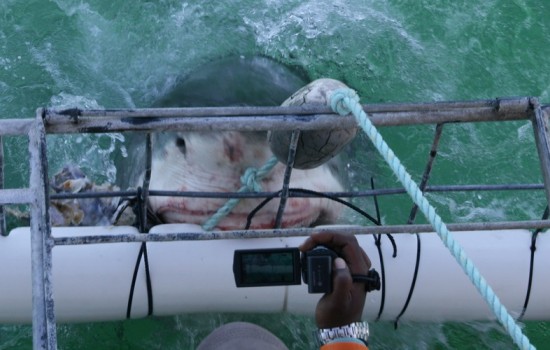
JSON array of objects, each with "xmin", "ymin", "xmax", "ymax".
[{"xmin": 331, "ymin": 257, "xmax": 353, "ymax": 299}]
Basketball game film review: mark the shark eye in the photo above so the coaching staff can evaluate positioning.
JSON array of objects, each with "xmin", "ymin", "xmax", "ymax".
[{"xmin": 175, "ymin": 137, "xmax": 186, "ymax": 155}]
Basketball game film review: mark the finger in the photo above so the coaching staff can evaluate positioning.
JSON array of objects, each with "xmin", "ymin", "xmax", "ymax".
[
  {"xmin": 330, "ymin": 257, "xmax": 353, "ymax": 302},
  {"xmin": 301, "ymin": 232, "xmax": 368, "ymax": 273},
  {"xmin": 361, "ymin": 249, "xmax": 372, "ymax": 270},
  {"xmin": 299, "ymin": 231, "xmax": 358, "ymax": 252}
]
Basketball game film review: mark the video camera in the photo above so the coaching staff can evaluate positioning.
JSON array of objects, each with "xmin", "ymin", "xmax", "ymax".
[{"xmin": 233, "ymin": 246, "xmax": 380, "ymax": 294}]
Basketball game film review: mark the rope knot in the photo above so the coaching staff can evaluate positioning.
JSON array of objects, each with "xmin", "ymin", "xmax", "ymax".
[
  {"xmin": 241, "ymin": 167, "xmax": 262, "ymax": 192},
  {"xmin": 329, "ymin": 88, "xmax": 360, "ymax": 116}
]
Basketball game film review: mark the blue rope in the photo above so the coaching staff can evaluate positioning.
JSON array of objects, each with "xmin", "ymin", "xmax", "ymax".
[
  {"xmin": 202, "ymin": 156, "xmax": 279, "ymax": 231},
  {"xmin": 329, "ymin": 88, "xmax": 535, "ymax": 350}
]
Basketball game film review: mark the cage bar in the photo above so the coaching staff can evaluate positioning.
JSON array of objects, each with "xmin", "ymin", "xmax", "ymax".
[{"xmin": 0, "ymin": 97, "xmax": 548, "ymax": 349}]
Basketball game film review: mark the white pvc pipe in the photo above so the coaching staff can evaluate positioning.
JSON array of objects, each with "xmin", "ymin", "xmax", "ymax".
[{"xmin": 1, "ymin": 225, "xmax": 548, "ymax": 323}]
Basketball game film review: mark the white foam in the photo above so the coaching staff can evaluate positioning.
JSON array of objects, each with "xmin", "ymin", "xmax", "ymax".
[
  {"xmin": 47, "ymin": 93, "xmax": 126, "ymax": 184},
  {"xmin": 244, "ymin": 0, "xmax": 422, "ymax": 51},
  {"xmin": 517, "ymin": 122, "xmax": 534, "ymax": 143},
  {"xmin": 49, "ymin": 92, "xmax": 102, "ymax": 110}
]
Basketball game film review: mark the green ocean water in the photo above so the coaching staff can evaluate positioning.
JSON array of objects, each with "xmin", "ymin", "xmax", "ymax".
[{"xmin": 1, "ymin": 0, "xmax": 550, "ymax": 349}]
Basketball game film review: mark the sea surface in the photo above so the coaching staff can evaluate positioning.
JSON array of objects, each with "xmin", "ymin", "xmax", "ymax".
[{"xmin": 1, "ymin": 0, "xmax": 550, "ymax": 349}]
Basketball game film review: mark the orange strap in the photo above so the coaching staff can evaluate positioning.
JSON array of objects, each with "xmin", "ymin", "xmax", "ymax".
[{"xmin": 320, "ymin": 341, "xmax": 368, "ymax": 350}]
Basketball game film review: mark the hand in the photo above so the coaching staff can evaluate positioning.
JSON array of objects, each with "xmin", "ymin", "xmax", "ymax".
[{"xmin": 299, "ymin": 232, "xmax": 371, "ymax": 328}]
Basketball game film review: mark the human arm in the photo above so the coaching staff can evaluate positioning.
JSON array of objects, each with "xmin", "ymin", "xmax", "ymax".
[{"xmin": 300, "ymin": 232, "xmax": 372, "ymax": 349}]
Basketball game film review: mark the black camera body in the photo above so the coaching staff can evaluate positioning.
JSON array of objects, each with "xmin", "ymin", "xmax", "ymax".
[
  {"xmin": 300, "ymin": 246, "xmax": 338, "ymax": 293},
  {"xmin": 233, "ymin": 246, "xmax": 338, "ymax": 294}
]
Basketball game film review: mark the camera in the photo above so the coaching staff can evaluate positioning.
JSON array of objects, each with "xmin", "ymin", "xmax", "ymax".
[
  {"xmin": 301, "ymin": 246, "xmax": 338, "ymax": 293},
  {"xmin": 232, "ymin": 246, "xmax": 338, "ymax": 294}
]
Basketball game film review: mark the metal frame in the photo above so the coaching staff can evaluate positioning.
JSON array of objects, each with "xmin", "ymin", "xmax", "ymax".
[
  {"xmin": 28, "ymin": 110, "xmax": 57, "ymax": 349},
  {"xmin": 0, "ymin": 97, "xmax": 549, "ymax": 349}
]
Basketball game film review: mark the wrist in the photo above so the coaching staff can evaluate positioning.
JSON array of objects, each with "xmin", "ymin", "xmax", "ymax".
[{"xmin": 314, "ymin": 321, "xmax": 369, "ymax": 347}]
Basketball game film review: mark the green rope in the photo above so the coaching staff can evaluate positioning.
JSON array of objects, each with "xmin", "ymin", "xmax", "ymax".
[
  {"xmin": 202, "ymin": 156, "xmax": 279, "ymax": 231},
  {"xmin": 329, "ymin": 88, "xmax": 535, "ymax": 350}
]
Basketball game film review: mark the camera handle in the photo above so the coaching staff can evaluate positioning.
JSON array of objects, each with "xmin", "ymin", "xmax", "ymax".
[
  {"xmin": 351, "ymin": 269, "xmax": 381, "ymax": 292},
  {"xmin": 303, "ymin": 246, "xmax": 382, "ymax": 293}
]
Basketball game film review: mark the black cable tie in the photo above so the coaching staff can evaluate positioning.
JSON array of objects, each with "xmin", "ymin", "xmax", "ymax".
[
  {"xmin": 387, "ymin": 234, "xmax": 397, "ymax": 258},
  {"xmin": 352, "ymin": 269, "xmax": 381, "ymax": 292},
  {"xmin": 518, "ymin": 205, "xmax": 548, "ymax": 320},
  {"xmin": 126, "ymin": 186, "xmax": 154, "ymax": 318},
  {"xmin": 245, "ymin": 188, "xmax": 381, "ymax": 229},
  {"xmin": 393, "ymin": 233, "xmax": 421, "ymax": 329}
]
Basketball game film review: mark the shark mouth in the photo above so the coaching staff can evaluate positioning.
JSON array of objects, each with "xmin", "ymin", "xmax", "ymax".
[{"xmin": 154, "ymin": 197, "xmax": 326, "ymax": 231}]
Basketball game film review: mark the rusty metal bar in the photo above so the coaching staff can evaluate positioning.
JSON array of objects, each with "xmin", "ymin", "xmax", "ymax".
[
  {"xmin": 408, "ymin": 123, "xmax": 445, "ymax": 223},
  {"xmin": 42, "ymin": 97, "xmax": 538, "ymax": 134},
  {"xmin": 274, "ymin": 130, "xmax": 300, "ymax": 228},
  {"xmin": 139, "ymin": 133, "xmax": 153, "ymax": 232},
  {"xmin": 0, "ymin": 97, "xmax": 544, "ymax": 136},
  {"xmin": 531, "ymin": 100, "xmax": 550, "ymax": 206},
  {"xmin": 42, "ymin": 182, "xmax": 543, "ymax": 202},
  {"xmin": 0, "ymin": 119, "xmax": 33, "ymax": 136},
  {"xmin": 29, "ymin": 109, "xmax": 57, "ymax": 350},
  {"xmin": 52, "ymin": 219, "xmax": 550, "ymax": 246},
  {"xmin": 40, "ymin": 109, "xmax": 522, "ymax": 133},
  {"xmin": 46, "ymin": 96, "xmax": 531, "ymax": 117},
  {"xmin": 0, "ymin": 188, "xmax": 34, "ymax": 204}
]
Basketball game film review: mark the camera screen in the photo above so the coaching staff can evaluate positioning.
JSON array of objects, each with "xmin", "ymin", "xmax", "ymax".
[{"xmin": 233, "ymin": 248, "xmax": 301, "ymax": 287}]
